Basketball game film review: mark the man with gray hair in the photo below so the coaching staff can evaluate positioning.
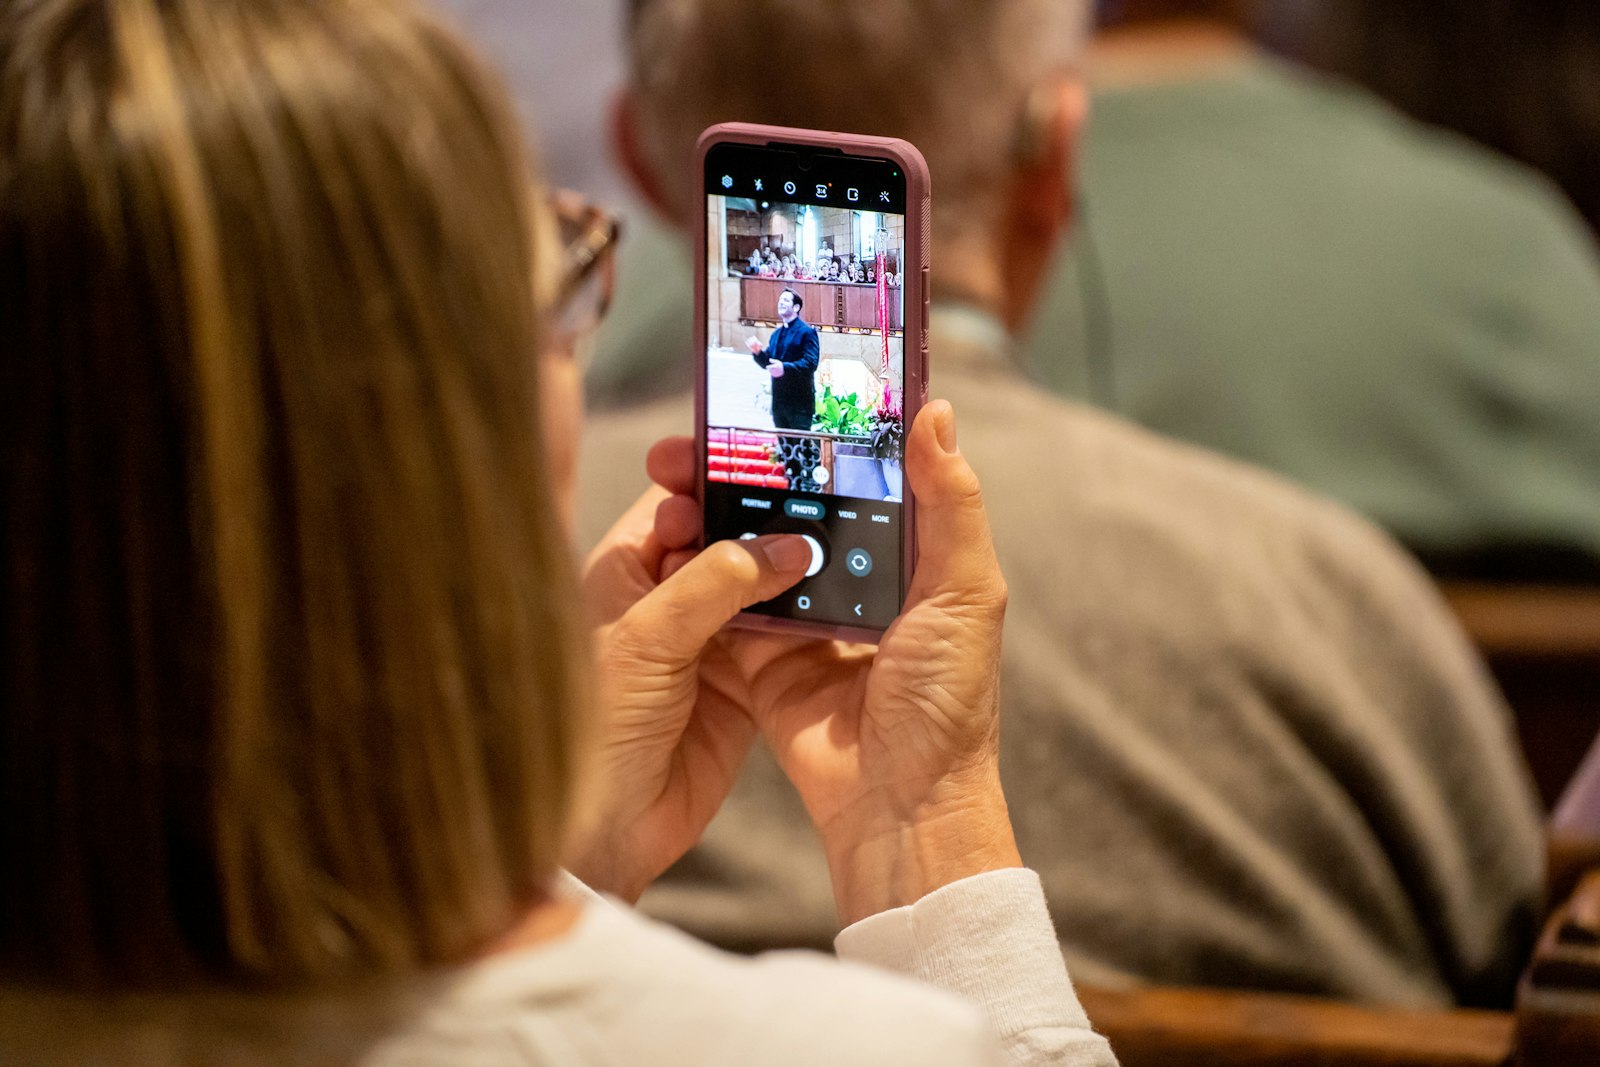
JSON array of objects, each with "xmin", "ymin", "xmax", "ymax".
[{"xmin": 578, "ymin": 0, "xmax": 1542, "ymax": 1009}]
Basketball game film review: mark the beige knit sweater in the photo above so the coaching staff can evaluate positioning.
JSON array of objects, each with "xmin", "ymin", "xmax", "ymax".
[{"xmin": 575, "ymin": 308, "xmax": 1543, "ymax": 1009}]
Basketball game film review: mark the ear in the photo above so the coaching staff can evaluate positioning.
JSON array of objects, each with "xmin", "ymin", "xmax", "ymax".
[
  {"xmin": 1012, "ymin": 77, "xmax": 1088, "ymax": 243},
  {"xmin": 998, "ymin": 77, "xmax": 1090, "ymax": 332},
  {"xmin": 610, "ymin": 88, "xmax": 682, "ymax": 225}
]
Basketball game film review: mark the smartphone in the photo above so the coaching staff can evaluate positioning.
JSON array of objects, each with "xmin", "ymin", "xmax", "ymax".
[{"xmin": 695, "ymin": 123, "xmax": 931, "ymax": 642}]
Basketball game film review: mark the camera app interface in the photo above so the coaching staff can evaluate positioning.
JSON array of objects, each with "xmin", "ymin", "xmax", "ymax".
[{"xmin": 703, "ymin": 146, "xmax": 908, "ymax": 630}]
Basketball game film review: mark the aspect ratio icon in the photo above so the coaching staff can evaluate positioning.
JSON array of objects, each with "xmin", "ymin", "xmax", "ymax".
[{"xmin": 815, "ymin": 183, "xmax": 829, "ymax": 198}]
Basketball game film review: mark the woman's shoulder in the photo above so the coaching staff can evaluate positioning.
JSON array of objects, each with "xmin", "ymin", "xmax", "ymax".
[
  {"xmin": 376, "ymin": 899, "xmax": 999, "ymax": 1066},
  {"xmin": 0, "ymin": 903, "xmax": 997, "ymax": 1067}
]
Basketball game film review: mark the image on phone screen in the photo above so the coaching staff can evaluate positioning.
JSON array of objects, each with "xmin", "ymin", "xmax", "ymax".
[{"xmin": 702, "ymin": 147, "xmax": 910, "ymax": 632}]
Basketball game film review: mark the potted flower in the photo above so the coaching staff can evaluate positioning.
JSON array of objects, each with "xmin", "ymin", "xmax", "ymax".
[{"xmin": 870, "ymin": 385, "xmax": 905, "ymax": 500}]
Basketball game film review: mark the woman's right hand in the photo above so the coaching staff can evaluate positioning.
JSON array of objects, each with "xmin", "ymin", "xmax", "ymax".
[
  {"xmin": 571, "ymin": 490, "xmax": 811, "ymax": 903},
  {"xmin": 644, "ymin": 401, "xmax": 1019, "ymax": 925}
]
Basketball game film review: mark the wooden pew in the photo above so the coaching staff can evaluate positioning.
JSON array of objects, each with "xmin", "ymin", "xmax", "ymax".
[
  {"xmin": 1516, "ymin": 869, "xmax": 1600, "ymax": 1065},
  {"xmin": 1078, "ymin": 724, "xmax": 1600, "ymax": 1067},
  {"xmin": 1078, "ymin": 892, "xmax": 1597, "ymax": 1067},
  {"xmin": 1438, "ymin": 581, "xmax": 1600, "ymax": 811},
  {"xmin": 1079, "ymin": 985, "xmax": 1514, "ymax": 1067}
]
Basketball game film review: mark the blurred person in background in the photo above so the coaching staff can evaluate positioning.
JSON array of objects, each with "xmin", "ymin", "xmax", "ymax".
[
  {"xmin": 578, "ymin": 0, "xmax": 1543, "ymax": 1010},
  {"xmin": 1018, "ymin": 0, "xmax": 1600, "ymax": 581},
  {"xmin": 0, "ymin": 0, "xmax": 1119, "ymax": 1063},
  {"xmin": 435, "ymin": 0, "xmax": 630, "ymax": 204},
  {"xmin": 1309, "ymin": 0, "xmax": 1600, "ymax": 245}
]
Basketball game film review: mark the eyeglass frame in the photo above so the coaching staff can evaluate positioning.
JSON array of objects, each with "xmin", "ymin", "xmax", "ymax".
[{"xmin": 546, "ymin": 189, "xmax": 621, "ymax": 367}]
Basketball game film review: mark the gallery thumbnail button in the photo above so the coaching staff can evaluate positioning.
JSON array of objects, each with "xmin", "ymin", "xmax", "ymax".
[{"xmin": 785, "ymin": 499, "xmax": 827, "ymax": 520}]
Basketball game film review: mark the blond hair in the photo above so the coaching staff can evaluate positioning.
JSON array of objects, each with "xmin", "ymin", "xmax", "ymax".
[
  {"xmin": 626, "ymin": 0, "xmax": 1090, "ymax": 245},
  {"xmin": 0, "ymin": 0, "xmax": 586, "ymax": 988}
]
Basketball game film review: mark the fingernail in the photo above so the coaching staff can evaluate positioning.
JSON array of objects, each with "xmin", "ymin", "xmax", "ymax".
[
  {"xmin": 934, "ymin": 402, "xmax": 958, "ymax": 454},
  {"xmin": 761, "ymin": 535, "xmax": 812, "ymax": 573}
]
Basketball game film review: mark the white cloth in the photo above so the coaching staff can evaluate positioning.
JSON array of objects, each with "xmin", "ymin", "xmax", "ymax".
[
  {"xmin": 0, "ymin": 870, "xmax": 1117, "ymax": 1067},
  {"xmin": 839, "ymin": 869, "xmax": 1110, "ymax": 1065}
]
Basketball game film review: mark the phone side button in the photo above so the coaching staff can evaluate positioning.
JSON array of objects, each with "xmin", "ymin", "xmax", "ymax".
[{"xmin": 920, "ymin": 267, "xmax": 930, "ymax": 336}]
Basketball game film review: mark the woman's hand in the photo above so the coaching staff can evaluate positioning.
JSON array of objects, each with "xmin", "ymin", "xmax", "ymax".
[
  {"xmin": 644, "ymin": 402, "xmax": 1020, "ymax": 924},
  {"xmin": 568, "ymin": 489, "xmax": 810, "ymax": 902}
]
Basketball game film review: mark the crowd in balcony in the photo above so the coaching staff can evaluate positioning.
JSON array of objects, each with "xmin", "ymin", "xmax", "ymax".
[{"xmin": 743, "ymin": 243, "xmax": 899, "ymax": 286}]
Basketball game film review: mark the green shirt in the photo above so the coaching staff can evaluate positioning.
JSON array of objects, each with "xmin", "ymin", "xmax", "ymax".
[{"xmin": 1019, "ymin": 56, "xmax": 1600, "ymax": 569}]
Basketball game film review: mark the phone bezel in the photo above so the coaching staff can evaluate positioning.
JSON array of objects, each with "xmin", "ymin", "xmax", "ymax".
[{"xmin": 694, "ymin": 122, "xmax": 930, "ymax": 644}]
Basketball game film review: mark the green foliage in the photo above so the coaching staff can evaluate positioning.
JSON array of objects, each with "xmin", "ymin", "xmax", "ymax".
[{"xmin": 812, "ymin": 384, "xmax": 873, "ymax": 437}]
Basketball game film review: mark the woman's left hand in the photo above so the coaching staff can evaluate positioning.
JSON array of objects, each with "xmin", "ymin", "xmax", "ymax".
[{"xmin": 568, "ymin": 489, "xmax": 809, "ymax": 902}]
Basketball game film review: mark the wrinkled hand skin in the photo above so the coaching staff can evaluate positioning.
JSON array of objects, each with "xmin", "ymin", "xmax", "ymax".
[
  {"xmin": 569, "ymin": 487, "xmax": 808, "ymax": 902},
  {"xmin": 624, "ymin": 401, "xmax": 1023, "ymax": 924}
]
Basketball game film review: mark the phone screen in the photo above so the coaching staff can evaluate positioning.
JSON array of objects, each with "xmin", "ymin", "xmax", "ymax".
[{"xmin": 701, "ymin": 142, "xmax": 911, "ymax": 631}]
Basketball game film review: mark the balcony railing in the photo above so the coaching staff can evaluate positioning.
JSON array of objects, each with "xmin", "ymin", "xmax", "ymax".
[{"xmin": 738, "ymin": 277, "xmax": 903, "ymax": 332}]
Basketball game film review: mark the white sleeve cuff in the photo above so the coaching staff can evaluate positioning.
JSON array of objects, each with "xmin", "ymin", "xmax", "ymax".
[{"xmin": 834, "ymin": 868, "xmax": 1093, "ymax": 1038}]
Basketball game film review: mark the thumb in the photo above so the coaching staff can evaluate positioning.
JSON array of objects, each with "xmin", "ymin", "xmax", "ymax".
[
  {"xmin": 613, "ymin": 535, "xmax": 812, "ymax": 665},
  {"xmin": 905, "ymin": 400, "xmax": 1007, "ymax": 608}
]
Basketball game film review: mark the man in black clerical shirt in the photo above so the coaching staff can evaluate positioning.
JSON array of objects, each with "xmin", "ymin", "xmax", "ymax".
[{"xmin": 745, "ymin": 288, "xmax": 820, "ymax": 431}]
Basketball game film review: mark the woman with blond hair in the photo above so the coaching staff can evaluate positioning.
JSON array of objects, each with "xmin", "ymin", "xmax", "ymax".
[{"xmin": 0, "ymin": 0, "xmax": 1114, "ymax": 1063}]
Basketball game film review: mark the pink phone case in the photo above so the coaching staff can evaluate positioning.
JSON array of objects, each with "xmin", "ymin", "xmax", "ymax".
[{"xmin": 694, "ymin": 122, "xmax": 932, "ymax": 644}]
